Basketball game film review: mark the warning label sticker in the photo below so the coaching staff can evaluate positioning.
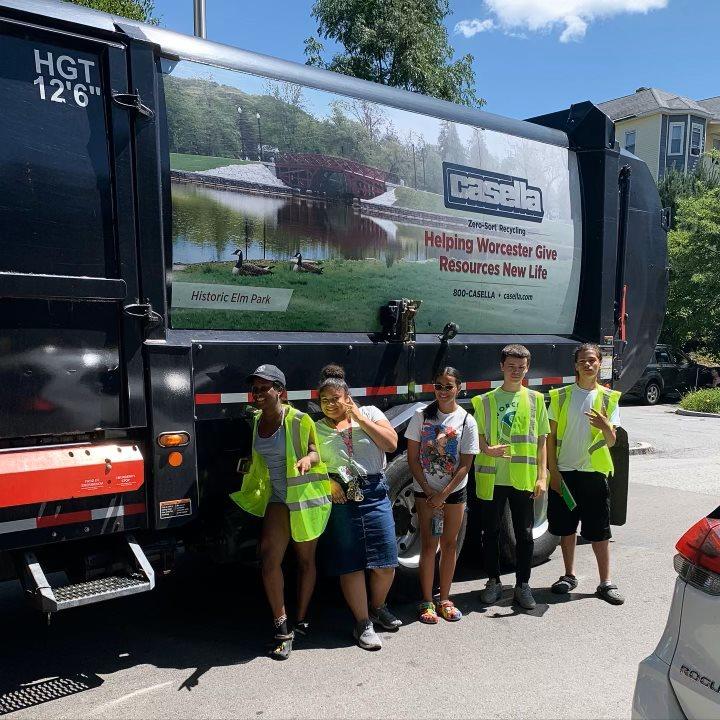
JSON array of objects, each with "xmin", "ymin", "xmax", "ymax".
[{"xmin": 159, "ymin": 498, "xmax": 192, "ymax": 519}]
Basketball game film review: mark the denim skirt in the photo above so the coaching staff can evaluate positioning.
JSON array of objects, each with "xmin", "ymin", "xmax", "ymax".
[{"xmin": 321, "ymin": 473, "xmax": 399, "ymax": 576}]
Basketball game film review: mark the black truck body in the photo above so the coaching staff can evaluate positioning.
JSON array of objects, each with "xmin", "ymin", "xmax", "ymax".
[{"xmin": 0, "ymin": 0, "xmax": 667, "ymax": 612}]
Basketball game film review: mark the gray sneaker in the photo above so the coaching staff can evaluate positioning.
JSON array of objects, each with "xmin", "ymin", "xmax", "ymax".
[
  {"xmin": 480, "ymin": 578, "xmax": 502, "ymax": 604},
  {"xmin": 353, "ymin": 619, "xmax": 382, "ymax": 650},
  {"xmin": 514, "ymin": 583, "xmax": 536, "ymax": 610},
  {"xmin": 369, "ymin": 604, "xmax": 402, "ymax": 631}
]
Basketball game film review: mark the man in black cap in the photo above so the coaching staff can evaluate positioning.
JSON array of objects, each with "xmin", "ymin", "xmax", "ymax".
[{"xmin": 231, "ymin": 363, "xmax": 329, "ymax": 660}]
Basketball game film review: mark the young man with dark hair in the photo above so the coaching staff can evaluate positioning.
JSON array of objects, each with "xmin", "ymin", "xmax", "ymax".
[
  {"xmin": 547, "ymin": 343, "xmax": 624, "ymax": 605},
  {"xmin": 472, "ymin": 344, "xmax": 549, "ymax": 610}
]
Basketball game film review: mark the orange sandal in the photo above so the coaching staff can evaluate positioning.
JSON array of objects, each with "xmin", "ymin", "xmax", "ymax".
[
  {"xmin": 437, "ymin": 600, "xmax": 462, "ymax": 622},
  {"xmin": 417, "ymin": 601, "xmax": 439, "ymax": 624}
]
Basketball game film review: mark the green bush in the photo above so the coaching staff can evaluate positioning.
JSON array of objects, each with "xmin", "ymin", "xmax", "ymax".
[{"xmin": 680, "ymin": 388, "xmax": 720, "ymax": 414}]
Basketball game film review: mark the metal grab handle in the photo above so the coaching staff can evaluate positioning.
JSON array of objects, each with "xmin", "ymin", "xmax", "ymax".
[
  {"xmin": 123, "ymin": 302, "xmax": 163, "ymax": 324},
  {"xmin": 112, "ymin": 91, "xmax": 155, "ymax": 119}
]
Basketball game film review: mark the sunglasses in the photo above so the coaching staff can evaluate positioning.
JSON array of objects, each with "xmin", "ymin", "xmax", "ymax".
[{"xmin": 433, "ymin": 383, "xmax": 457, "ymax": 392}]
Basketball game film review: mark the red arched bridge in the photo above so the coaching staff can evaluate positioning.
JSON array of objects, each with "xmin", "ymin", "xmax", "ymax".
[{"xmin": 275, "ymin": 153, "xmax": 388, "ymax": 200}]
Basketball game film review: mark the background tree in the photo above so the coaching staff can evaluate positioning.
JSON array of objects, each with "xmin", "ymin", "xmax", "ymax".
[
  {"xmin": 658, "ymin": 151, "xmax": 720, "ymax": 357},
  {"xmin": 663, "ymin": 186, "xmax": 720, "ymax": 355},
  {"xmin": 64, "ymin": 0, "xmax": 158, "ymax": 23},
  {"xmin": 304, "ymin": 0, "xmax": 483, "ymax": 107}
]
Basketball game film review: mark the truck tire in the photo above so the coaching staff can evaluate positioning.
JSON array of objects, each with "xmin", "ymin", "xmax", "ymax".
[
  {"xmin": 385, "ymin": 452, "xmax": 467, "ymax": 600},
  {"xmin": 643, "ymin": 381, "xmax": 661, "ymax": 405},
  {"xmin": 498, "ymin": 491, "xmax": 559, "ymax": 567}
]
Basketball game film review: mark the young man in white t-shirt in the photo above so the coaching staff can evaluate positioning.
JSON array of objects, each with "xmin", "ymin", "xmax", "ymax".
[{"xmin": 547, "ymin": 343, "xmax": 624, "ymax": 605}]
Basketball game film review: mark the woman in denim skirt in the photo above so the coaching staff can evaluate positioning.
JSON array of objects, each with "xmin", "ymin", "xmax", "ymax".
[{"xmin": 315, "ymin": 364, "xmax": 401, "ymax": 650}]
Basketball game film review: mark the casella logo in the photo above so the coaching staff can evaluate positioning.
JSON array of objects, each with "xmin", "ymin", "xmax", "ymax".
[{"xmin": 443, "ymin": 162, "xmax": 544, "ymax": 223}]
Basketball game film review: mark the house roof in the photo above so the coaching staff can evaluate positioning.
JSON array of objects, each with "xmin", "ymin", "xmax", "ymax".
[
  {"xmin": 597, "ymin": 88, "xmax": 712, "ymax": 121},
  {"xmin": 697, "ymin": 97, "xmax": 720, "ymax": 122}
]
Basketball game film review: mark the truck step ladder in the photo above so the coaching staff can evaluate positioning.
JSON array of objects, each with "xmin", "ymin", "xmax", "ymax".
[{"xmin": 18, "ymin": 535, "xmax": 155, "ymax": 614}]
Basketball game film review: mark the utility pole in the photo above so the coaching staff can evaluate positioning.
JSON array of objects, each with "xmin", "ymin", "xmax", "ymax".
[{"xmin": 193, "ymin": 0, "xmax": 206, "ymax": 39}]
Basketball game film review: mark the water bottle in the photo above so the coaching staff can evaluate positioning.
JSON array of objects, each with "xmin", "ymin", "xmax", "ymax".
[{"xmin": 431, "ymin": 507, "xmax": 444, "ymax": 536}]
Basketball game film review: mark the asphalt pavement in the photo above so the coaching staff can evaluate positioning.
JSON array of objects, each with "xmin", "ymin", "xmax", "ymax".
[{"xmin": 1, "ymin": 403, "xmax": 718, "ymax": 719}]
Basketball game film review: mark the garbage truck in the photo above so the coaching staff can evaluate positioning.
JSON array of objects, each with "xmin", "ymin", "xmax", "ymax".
[{"xmin": 0, "ymin": 0, "xmax": 668, "ymax": 615}]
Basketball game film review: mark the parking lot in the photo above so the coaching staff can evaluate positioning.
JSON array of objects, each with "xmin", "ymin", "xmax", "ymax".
[{"xmin": 1, "ymin": 403, "xmax": 717, "ymax": 719}]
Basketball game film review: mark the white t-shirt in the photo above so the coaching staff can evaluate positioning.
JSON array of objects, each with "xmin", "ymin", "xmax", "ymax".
[
  {"xmin": 549, "ymin": 385, "xmax": 620, "ymax": 472},
  {"xmin": 404, "ymin": 406, "xmax": 480, "ymax": 493},
  {"xmin": 315, "ymin": 405, "xmax": 388, "ymax": 476}
]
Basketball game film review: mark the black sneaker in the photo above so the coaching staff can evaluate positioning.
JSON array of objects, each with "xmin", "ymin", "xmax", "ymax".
[
  {"xmin": 369, "ymin": 604, "xmax": 402, "ymax": 631},
  {"xmin": 294, "ymin": 620, "xmax": 310, "ymax": 637}
]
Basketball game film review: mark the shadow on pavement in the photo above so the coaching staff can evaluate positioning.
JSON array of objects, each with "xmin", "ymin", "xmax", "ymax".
[{"xmin": 0, "ymin": 557, "xmax": 370, "ymax": 711}]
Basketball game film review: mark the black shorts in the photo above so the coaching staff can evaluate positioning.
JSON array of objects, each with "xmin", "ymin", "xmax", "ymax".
[
  {"xmin": 414, "ymin": 486, "xmax": 467, "ymax": 505},
  {"xmin": 547, "ymin": 470, "xmax": 612, "ymax": 542}
]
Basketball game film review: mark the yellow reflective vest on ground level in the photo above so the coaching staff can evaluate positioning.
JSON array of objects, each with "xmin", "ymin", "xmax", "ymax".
[
  {"xmin": 472, "ymin": 387, "xmax": 546, "ymax": 501},
  {"xmin": 548, "ymin": 384, "xmax": 621, "ymax": 477},
  {"xmin": 229, "ymin": 405, "xmax": 331, "ymax": 542}
]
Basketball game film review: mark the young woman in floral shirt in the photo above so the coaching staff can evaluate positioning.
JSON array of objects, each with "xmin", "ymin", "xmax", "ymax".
[{"xmin": 405, "ymin": 367, "xmax": 480, "ymax": 623}]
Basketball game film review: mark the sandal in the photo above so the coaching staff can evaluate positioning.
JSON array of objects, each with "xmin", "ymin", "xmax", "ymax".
[
  {"xmin": 437, "ymin": 600, "xmax": 462, "ymax": 622},
  {"xmin": 551, "ymin": 575, "xmax": 578, "ymax": 594},
  {"xmin": 596, "ymin": 583, "xmax": 625, "ymax": 606},
  {"xmin": 270, "ymin": 631, "xmax": 294, "ymax": 660},
  {"xmin": 417, "ymin": 601, "xmax": 439, "ymax": 624}
]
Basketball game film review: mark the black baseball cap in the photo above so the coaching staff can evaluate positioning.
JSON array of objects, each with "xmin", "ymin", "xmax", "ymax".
[{"xmin": 247, "ymin": 364, "xmax": 286, "ymax": 386}]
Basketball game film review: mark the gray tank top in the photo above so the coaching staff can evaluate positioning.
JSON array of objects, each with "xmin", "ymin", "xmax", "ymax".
[{"xmin": 254, "ymin": 425, "xmax": 287, "ymax": 502}]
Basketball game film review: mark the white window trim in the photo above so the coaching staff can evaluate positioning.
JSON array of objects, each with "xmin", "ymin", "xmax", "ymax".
[
  {"xmin": 689, "ymin": 122, "xmax": 704, "ymax": 156},
  {"xmin": 624, "ymin": 130, "xmax": 636, "ymax": 153},
  {"xmin": 668, "ymin": 121, "xmax": 685, "ymax": 156}
]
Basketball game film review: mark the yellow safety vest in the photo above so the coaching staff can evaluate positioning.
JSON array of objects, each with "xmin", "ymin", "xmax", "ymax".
[
  {"xmin": 471, "ymin": 387, "xmax": 546, "ymax": 501},
  {"xmin": 229, "ymin": 405, "xmax": 331, "ymax": 542},
  {"xmin": 548, "ymin": 384, "xmax": 621, "ymax": 476}
]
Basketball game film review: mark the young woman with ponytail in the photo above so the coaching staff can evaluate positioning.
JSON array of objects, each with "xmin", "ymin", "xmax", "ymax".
[
  {"xmin": 405, "ymin": 367, "xmax": 480, "ymax": 624},
  {"xmin": 314, "ymin": 364, "xmax": 401, "ymax": 651}
]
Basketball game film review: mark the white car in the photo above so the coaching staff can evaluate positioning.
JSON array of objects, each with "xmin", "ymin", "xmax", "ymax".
[{"xmin": 632, "ymin": 509, "xmax": 720, "ymax": 719}]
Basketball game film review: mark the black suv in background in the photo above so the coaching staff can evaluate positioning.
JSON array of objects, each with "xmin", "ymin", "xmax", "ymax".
[{"xmin": 625, "ymin": 344, "xmax": 720, "ymax": 405}]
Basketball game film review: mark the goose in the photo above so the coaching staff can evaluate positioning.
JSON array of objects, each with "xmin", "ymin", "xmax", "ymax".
[
  {"xmin": 232, "ymin": 249, "xmax": 273, "ymax": 276},
  {"xmin": 291, "ymin": 252, "xmax": 323, "ymax": 274}
]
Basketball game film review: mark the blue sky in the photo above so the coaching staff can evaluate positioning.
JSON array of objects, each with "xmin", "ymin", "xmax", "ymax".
[{"xmin": 151, "ymin": 0, "xmax": 715, "ymax": 119}]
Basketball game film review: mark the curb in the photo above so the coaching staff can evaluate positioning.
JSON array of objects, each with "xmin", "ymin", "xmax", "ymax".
[
  {"xmin": 629, "ymin": 442, "xmax": 655, "ymax": 455},
  {"xmin": 676, "ymin": 408, "xmax": 720, "ymax": 418}
]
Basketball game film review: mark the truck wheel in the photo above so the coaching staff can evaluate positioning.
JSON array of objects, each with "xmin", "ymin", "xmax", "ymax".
[
  {"xmin": 643, "ymin": 381, "xmax": 661, "ymax": 406},
  {"xmin": 498, "ymin": 489, "xmax": 559, "ymax": 567},
  {"xmin": 385, "ymin": 452, "xmax": 467, "ymax": 600}
]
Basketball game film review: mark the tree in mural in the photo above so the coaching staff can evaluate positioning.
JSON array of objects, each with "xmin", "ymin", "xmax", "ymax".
[{"xmin": 438, "ymin": 120, "xmax": 466, "ymax": 165}]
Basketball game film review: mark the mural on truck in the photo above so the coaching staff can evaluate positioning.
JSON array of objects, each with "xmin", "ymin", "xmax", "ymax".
[{"xmin": 165, "ymin": 60, "xmax": 582, "ymax": 335}]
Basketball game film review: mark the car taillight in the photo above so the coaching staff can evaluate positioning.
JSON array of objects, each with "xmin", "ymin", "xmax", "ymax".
[{"xmin": 674, "ymin": 517, "xmax": 720, "ymax": 595}]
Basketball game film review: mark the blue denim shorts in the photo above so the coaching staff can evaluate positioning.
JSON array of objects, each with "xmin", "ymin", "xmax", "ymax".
[{"xmin": 320, "ymin": 473, "xmax": 399, "ymax": 576}]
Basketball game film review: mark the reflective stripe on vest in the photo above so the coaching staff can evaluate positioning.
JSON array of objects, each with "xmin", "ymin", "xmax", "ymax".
[
  {"xmin": 472, "ymin": 388, "xmax": 543, "ymax": 501},
  {"xmin": 550, "ymin": 384, "xmax": 620, "ymax": 476},
  {"xmin": 229, "ymin": 405, "xmax": 331, "ymax": 541}
]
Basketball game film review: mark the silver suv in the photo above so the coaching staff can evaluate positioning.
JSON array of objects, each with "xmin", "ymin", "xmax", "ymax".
[{"xmin": 632, "ymin": 506, "xmax": 720, "ymax": 719}]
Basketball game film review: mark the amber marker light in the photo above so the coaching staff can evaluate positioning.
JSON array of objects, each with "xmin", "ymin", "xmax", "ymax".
[
  {"xmin": 168, "ymin": 451, "xmax": 183, "ymax": 467},
  {"xmin": 157, "ymin": 431, "xmax": 190, "ymax": 447}
]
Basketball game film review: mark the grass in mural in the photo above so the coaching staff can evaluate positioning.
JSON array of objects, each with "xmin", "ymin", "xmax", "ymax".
[
  {"xmin": 170, "ymin": 153, "xmax": 253, "ymax": 171},
  {"xmin": 392, "ymin": 186, "xmax": 479, "ymax": 221},
  {"xmin": 171, "ymin": 258, "xmax": 537, "ymax": 333}
]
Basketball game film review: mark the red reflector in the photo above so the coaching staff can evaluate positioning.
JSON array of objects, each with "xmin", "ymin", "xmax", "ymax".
[{"xmin": 676, "ymin": 517, "xmax": 720, "ymax": 574}]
